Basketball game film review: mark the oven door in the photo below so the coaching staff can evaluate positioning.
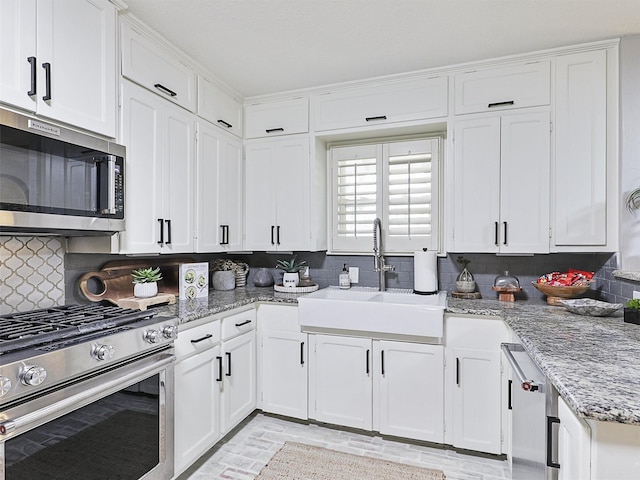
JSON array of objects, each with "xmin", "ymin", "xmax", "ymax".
[{"xmin": 0, "ymin": 351, "xmax": 174, "ymax": 480}]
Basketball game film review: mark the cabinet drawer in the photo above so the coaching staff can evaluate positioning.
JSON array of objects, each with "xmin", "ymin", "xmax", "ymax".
[
  {"xmin": 245, "ymin": 97, "xmax": 308, "ymax": 138},
  {"xmin": 176, "ymin": 319, "xmax": 221, "ymax": 359},
  {"xmin": 312, "ymin": 76, "xmax": 448, "ymax": 131},
  {"xmin": 454, "ymin": 61, "xmax": 550, "ymax": 114},
  {"xmin": 222, "ymin": 308, "xmax": 257, "ymax": 340},
  {"xmin": 197, "ymin": 75, "xmax": 243, "ymax": 137},
  {"xmin": 121, "ymin": 21, "xmax": 196, "ymax": 111}
]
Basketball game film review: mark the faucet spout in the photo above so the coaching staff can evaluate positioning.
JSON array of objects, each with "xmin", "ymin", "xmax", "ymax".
[{"xmin": 372, "ymin": 218, "xmax": 394, "ymax": 291}]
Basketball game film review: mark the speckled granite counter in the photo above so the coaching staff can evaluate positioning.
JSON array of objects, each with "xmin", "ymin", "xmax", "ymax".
[{"xmin": 159, "ymin": 288, "xmax": 640, "ymax": 426}]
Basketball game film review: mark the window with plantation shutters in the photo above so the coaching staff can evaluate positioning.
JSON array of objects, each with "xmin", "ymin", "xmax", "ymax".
[{"xmin": 330, "ymin": 138, "xmax": 440, "ymax": 253}]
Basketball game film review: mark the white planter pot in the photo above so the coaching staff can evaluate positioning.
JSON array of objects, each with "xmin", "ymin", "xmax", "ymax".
[
  {"xmin": 212, "ymin": 270, "xmax": 235, "ymax": 291},
  {"xmin": 134, "ymin": 282, "xmax": 158, "ymax": 298},
  {"xmin": 282, "ymin": 272, "xmax": 300, "ymax": 288}
]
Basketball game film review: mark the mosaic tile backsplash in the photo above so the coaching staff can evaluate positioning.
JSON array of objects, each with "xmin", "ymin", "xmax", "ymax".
[{"xmin": 0, "ymin": 236, "xmax": 65, "ymax": 314}]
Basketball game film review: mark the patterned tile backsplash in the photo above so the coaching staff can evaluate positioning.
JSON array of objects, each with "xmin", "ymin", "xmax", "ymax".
[{"xmin": 0, "ymin": 236, "xmax": 65, "ymax": 314}]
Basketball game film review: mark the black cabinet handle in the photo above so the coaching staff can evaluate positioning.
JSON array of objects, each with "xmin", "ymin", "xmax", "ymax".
[
  {"xmin": 381, "ymin": 350, "xmax": 385, "ymax": 376},
  {"xmin": 190, "ymin": 334, "xmax": 213, "ymax": 344},
  {"xmin": 366, "ymin": 349, "xmax": 370, "ymax": 374},
  {"xmin": 503, "ymin": 221, "xmax": 508, "ymax": 245},
  {"xmin": 300, "ymin": 342, "xmax": 305, "ymax": 365},
  {"xmin": 494, "ymin": 222, "xmax": 499, "ymax": 246},
  {"xmin": 216, "ymin": 356, "xmax": 223, "ymax": 382},
  {"xmin": 265, "ymin": 128, "xmax": 284, "ymax": 133},
  {"xmin": 365, "ymin": 115, "xmax": 387, "ymax": 122},
  {"xmin": 276, "ymin": 225, "xmax": 281, "ymax": 245},
  {"xmin": 165, "ymin": 219, "xmax": 172, "ymax": 244},
  {"xmin": 42, "ymin": 62, "xmax": 51, "ymax": 101},
  {"xmin": 456, "ymin": 357, "xmax": 460, "ymax": 386},
  {"xmin": 546, "ymin": 416, "xmax": 561, "ymax": 469},
  {"xmin": 488, "ymin": 101, "xmax": 515, "ymax": 108},
  {"xmin": 218, "ymin": 119, "xmax": 232, "ymax": 129},
  {"xmin": 225, "ymin": 352, "xmax": 232, "ymax": 377},
  {"xmin": 234, "ymin": 319, "xmax": 252, "ymax": 327},
  {"xmin": 508, "ymin": 379, "xmax": 513, "ymax": 410},
  {"xmin": 220, "ymin": 225, "xmax": 229, "ymax": 245},
  {"xmin": 154, "ymin": 83, "xmax": 177, "ymax": 97},
  {"xmin": 27, "ymin": 57, "xmax": 36, "ymax": 96},
  {"xmin": 158, "ymin": 218, "xmax": 164, "ymax": 245},
  {"xmin": 271, "ymin": 225, "xmax": 275, "ymax": 245}
]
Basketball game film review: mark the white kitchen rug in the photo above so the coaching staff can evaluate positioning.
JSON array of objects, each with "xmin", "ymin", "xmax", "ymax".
[{"xmin": 255, "ymin": 441, "xmax": 446, "ymax": 480}]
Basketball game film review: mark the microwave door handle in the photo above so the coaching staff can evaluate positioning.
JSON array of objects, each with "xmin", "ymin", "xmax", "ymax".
[
  {"xmin": 104, "ymin": 155, "xmax": 117, "ymax": 215},
  {"xmin": 501, "ymin": 343, "xmax": 541, "ymax": 392}
]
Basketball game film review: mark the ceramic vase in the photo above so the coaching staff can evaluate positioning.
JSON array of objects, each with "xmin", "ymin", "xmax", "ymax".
[
  {"xmin": 134, "ymin": 282, "xmax": 158, "ymax": 298},
  {"xmin": 456, "ymin": 267, "xmax": 476, "ymax": 293},
  {"xmin": 282, "ymin": 272, "xmax": 300, "ymax": 288},
  {"xmin": 253, "ymin": 268, "xmax": 275, "ymax": 287},
  {"xmin": 212, "ymin": 270, "xmax": 235, "ymax": 291}
]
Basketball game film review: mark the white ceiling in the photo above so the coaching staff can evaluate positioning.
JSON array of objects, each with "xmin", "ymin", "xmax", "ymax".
[{"xmin": 122, "ymin": 0, "xmax": 640, "ymax": 98}]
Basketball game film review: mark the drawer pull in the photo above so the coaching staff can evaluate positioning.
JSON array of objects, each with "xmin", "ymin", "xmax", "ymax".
[
  {"xmin": 190, "ymin": 334, "xmax": 213, "ymax": 344},
  {"xmin": 234, "ymin": 319, "xmax": 252, "ymax": 327},
  {"xmin": 154, "ymin": 83, "xmax": 177, "ymax": 97},
  {"xmin": 265, "ymin": 128, "xmax": 284, "ymax": 133},
  {"xmin": 487, "ymin": 101, "xmax": 514, "ymax": 108},
  {"xmin": 365, "ymin": 115, "xmax": 387, "ymax": 122},
  {"xmin": 217, "ymin": 119, "xmax": 233, "ymax": 129}
]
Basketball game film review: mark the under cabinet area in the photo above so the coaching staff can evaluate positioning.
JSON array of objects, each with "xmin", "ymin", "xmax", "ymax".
[{"xmin": 0, "ymin": 0, "xmax": 117, "ymax": 137}]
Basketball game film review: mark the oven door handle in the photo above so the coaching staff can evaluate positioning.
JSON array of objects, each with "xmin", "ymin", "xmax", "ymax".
[
  {"xmin": 501, "ymin": 342, "xmax": 541, "ymax": 392},
  {"xmin": 0, "ymin": 353, "xmax": 174, "ymax": 437}
]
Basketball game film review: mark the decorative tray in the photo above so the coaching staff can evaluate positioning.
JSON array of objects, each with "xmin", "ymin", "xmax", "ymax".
[
  {"xmin": 273, "ymin": 283, "xmax": 319, "ymax": 293},
  {"xmin": 559, "ymin": 298, "xmax": 623, "ymax": 317}
]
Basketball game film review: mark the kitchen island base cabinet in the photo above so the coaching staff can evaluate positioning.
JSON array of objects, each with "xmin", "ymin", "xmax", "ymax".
[
  {"xmin": 445, "ymin": 315, "xmax": 509, "ymax": 455},
  {"xmin": 558, "ymin": 395, "xmax": 590, "ymax": 480},
  {"xmin": 258, "ymin": 304, "xmax": 308, "ymax": 420}
]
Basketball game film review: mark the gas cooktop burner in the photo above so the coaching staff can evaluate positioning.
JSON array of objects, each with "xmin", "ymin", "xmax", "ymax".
[{"xmin": 0, "ymin": 304, "xmax": 157, "ymax": 355}]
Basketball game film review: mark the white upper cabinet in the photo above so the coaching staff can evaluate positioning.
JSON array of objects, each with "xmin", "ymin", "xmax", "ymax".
[
  {"xmin": 454, "ymin": 61, "xmax": 550, "ymax": 115},
  {"xmin": 312, "ymin": 76, "xmax": 448, "ymax": 132},
  {"xmin": 197, "ymin": 75, "xmax": 243, "ymax": 137},
  {"xmin": 553, "ymin": 49, "xmax": 614, "ymax": 251},
  {"xmin": 0, "ymin": 0, "xmax": 117, "ymax": 137},
  {"xmin": 121, "ymin": 20, "xmax": 197, "ymax": 112},
  {"xmin": 453, "ymin": 111, "xmax": 550, "ymax": 253},
  {"xmin": 244, "ymin": 97, "xmax": 309, "ymax": 138}
]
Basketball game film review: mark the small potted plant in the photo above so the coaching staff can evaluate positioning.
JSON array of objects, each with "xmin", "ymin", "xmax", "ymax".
[
  {"xmin": 131, "ymin": 267, "xmax": 162, "ymax": 298},
  {"xmin": 624, "ymin": 298, "xmax": 640, "ymax": 325},
  {"xmin": 276, "ymin": 256, "xmax": 307, "ymax": 288}
]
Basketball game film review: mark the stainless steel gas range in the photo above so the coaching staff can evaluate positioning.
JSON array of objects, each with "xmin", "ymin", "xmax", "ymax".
[{"xmin": 0, "ymin": 304, "xmax": 178, "ymax": 480}]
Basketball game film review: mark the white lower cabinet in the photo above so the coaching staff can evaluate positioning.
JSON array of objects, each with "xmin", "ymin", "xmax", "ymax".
[
  {"xmin": 309, "ymin": 334, "xmax": 444, "ymax": 442},
  {"xmin": 445, "ymin": 315, "xmax": 509, "ymax": 455},
  {"xmin": 258, "ymin": 304, "xmax": 308, "ymax": 420},
  {"xmin": 558, "ymin": 396, "xmax": 591, "ymax": 480}
]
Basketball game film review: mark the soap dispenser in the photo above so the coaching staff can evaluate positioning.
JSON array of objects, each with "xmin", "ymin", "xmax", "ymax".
[{"xmin": 339, "ymin": 264, "xmax": 351, "ymax": 289}]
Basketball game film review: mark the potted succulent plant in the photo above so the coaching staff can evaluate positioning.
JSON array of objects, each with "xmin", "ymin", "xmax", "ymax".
[
  {"xmin": 624, "ymin": 298, "xmax": 640, "ymax": 325},
  {"xmin": 276, "ymin": 256, "xmax": 307, "ymax": 288},
  {"xmin": 131, "ymin": 267, "xmax": 162, "ymax": 298}
]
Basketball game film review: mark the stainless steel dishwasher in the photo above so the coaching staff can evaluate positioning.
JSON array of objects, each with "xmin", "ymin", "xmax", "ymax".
[{"xmin": 501, "ymin": 343, "xmax": 560, "ymax": 480}]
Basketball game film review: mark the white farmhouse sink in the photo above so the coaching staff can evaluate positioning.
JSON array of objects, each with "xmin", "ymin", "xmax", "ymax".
[{"xmin": 298, "ymin": 287, "xmax": 447, "ymax": 338}]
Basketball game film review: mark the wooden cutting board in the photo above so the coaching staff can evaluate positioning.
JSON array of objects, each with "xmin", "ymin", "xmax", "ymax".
[{"xmin": 78, "ymin": 257, "xmax": 195, "ymax": 305}]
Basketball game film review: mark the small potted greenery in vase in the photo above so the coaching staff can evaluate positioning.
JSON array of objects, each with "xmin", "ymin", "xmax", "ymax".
[
  {"xmin": 131, "ymin": 267, "xmax": 162, "ymax": 298},
  {"xmin": 276, "ymin": 256, "xmax": 307, "ymax": 288},
  {"xmin": 624, "ymin": 298, "xmax": 640, "ymax": 325}
]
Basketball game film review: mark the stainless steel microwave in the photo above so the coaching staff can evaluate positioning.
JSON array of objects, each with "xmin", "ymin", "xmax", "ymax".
[{"xmin": 0, "ymin": 108, "xmax": 125, "ymax": 235}]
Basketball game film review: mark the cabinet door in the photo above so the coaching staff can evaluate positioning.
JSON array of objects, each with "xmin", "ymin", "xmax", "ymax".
[
  {"xmin": 0, "ymin": 0, "xmax": 36, "ymax": 111},
  {"xmin": 245, "ymin": 97, "xmax": 308, "ymax": 139},
  {"xmin": 120, "ymin": 80, "xmax": 163, "ymax": 254},
  {"xmin": 452, "ymin": 346, "xmax": 503, "ymax": 454},
  {"xmin": 244, "ymin": 142, "xmax": 278, "ymax": 251},
  {"xmin": 219, "ymin": 136, "xmax": 244, "ymax": 251},
  {"xmin": 198, "ymin": 75, "xmax": 243, "ymax": 137},
  {"xmin": 37, "ymin": 0, "xmax": 116, "ymax": 137},
  {"xmin": 558, "ymin": 396, "xmax": 591, "ymax": 480},
  {"xmin": 174, "ymin": 345, "xmax": 222, "ymax": 476},
  {"xmin": 500, "ymin": 112, "xmax": 550, "ymax": 253},
  {"xmin": 261, "ymin": 329, "xmax": 308, "ymax": 420},
  {"xmin": 453, "ymin": 116, "xmax": 501, "ymax": 252},
  {"xmin": 221, "ymin": 331, "xmax": 257, "ymax": 433},
  {"xmin": 310, "ymin": 335, "xmax": 372, "ymax": 430},
  {"xmin": 374, "ymin": 341, "xmax": 444, "ymax": 443},
  {"xmin": 163, "ymin": 103, "xmax": 195, "ymax": 253},
  {"xmin": 554, "ymin": 50, "xmax": 607, "ymax": 247}
]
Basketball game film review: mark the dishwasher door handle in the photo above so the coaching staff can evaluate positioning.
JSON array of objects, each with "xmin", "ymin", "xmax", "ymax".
[{"xmin": 501, "ymin": 342, "xmax": 541, "ymax": 392}]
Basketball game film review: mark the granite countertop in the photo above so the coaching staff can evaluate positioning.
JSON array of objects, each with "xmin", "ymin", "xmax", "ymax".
[{"xmin": 159, "ymin": 287, "xmax": 640, "ymax": 426}]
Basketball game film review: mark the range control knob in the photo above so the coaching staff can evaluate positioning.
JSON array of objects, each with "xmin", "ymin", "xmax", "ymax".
[
  {"xmin": 20, "ymin": 365, "xmax": 47, "ymax": 386},
  {"xmin": 161, "ymin": 325, "xmax": 178, "ymax": 339},
  {"xmin": 144, "ymin": 329, "xmax": 160, "ymax": 344},
  {"xmin": 0, "ymin": 376, "xmax": 12, "ymax": 396},
  {"xmin": 93, "ymin": 344, "xmax": 115, "ymax": 361}
]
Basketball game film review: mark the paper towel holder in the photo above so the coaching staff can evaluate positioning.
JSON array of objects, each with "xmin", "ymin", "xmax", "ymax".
[{"xmin": 413, "ymin": 247, "xmax": 438, "ymax": 295}]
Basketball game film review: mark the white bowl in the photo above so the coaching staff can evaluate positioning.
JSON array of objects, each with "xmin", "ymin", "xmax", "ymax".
[{"xmin": 559, "ymin": 299, "xmax": 623, "ymax": 317}]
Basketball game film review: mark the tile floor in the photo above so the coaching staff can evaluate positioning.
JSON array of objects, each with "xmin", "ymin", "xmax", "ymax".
[{"xmin": 181, "ymin": 413, "xmax": 512, "ymax": 480}]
